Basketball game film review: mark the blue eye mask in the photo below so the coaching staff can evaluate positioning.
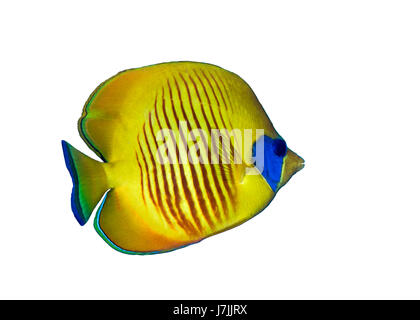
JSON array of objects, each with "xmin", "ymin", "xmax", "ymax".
[{"xmin": 252, "ymin": 136, "xmax": 287, "ymax": 192}]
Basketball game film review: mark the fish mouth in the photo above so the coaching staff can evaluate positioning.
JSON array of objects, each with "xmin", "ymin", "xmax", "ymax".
[
  {"xmin": 278, "ymin": 149, "xmax": 305, "ymax": 189},
  {"xmin": 295, "ymin": 155, "xmax": 305, "ymax": 172}
]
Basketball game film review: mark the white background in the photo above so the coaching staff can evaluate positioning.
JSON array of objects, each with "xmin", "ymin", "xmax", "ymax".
[{"xmin": 1, "ymin": 0, "xmax": 419, "ymax": 299}]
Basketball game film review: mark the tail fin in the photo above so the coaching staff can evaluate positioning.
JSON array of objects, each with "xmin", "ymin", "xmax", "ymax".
[{"xmin": 62, "ymin": 140, "xmax": 109, "ymax": 225}]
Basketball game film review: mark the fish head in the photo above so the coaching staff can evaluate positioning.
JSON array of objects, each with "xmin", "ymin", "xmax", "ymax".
[{"xmin": 252, "ymin": 136, "xmax": 304, "ymax": 192}]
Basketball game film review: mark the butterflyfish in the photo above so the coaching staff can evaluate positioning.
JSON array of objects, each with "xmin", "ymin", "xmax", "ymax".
[{"xmin": 62, "ymin": 61, "xmax": 304, "ymax": 254}]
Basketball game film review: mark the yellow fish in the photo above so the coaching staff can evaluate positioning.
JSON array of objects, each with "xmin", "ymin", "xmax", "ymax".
[{"xmin": 62, "ymin": 61, "xmax": 304, "ymax": 254}]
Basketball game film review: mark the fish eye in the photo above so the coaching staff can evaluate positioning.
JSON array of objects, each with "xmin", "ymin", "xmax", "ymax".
[{"xmin": 273, "ymin": 139, "xmax": 287, "ymax": 157}]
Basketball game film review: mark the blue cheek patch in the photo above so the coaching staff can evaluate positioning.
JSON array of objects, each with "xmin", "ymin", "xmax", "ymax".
[{"xmin": 252, "ymin": 136, "xmax": 285, "ymax": 192}]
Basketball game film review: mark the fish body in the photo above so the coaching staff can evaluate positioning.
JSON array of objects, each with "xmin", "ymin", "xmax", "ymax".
[{"xmin": 62, "ymin": 61, "xmax": 304, "ymax": 254}]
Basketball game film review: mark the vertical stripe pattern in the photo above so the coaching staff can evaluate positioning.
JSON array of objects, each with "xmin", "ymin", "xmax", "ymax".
[{"xmin": 135, "ymin": 68, "xmax": 239, "ymax": 237}]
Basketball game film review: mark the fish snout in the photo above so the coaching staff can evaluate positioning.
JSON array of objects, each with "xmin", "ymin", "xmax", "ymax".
[{"xmin": 279, "ymin": 148, "xmax": 305, "ymax": 189}]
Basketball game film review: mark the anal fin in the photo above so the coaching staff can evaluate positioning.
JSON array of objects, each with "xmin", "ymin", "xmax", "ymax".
[{"xmin": 94, "ymin": 188, "xmax": 188, "ymax": 254}]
